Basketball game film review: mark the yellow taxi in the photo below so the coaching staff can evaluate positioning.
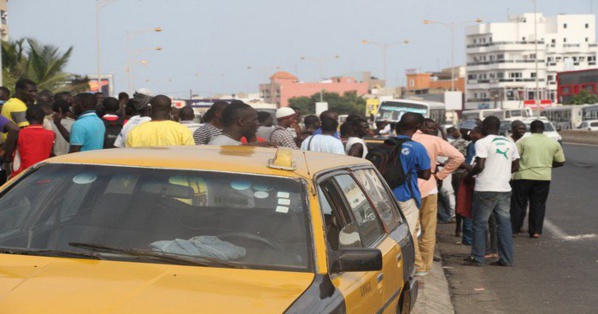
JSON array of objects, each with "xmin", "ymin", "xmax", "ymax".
[{"xmin": 0, "ymin": 146, "xmax": 417, "ymax": 313}]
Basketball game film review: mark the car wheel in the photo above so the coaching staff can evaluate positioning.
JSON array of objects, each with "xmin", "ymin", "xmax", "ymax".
[{"xmin": 397, "ymin": 288, "xmax": 411, "ymax": 314}]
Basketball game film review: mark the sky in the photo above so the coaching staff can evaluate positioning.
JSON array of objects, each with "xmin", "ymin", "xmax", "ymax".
[{"xmin": 7, "ymin": 0, "xmax": 598, "ymax": 98}]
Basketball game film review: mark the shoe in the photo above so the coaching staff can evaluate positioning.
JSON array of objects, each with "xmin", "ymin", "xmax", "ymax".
[
  {"xmin": 484, "ymin": 253, "xmax": 499, "ymax": 259},
  {"xmin": 463, "ymin": 256, "xmax": 484, "ymax": 266},
  {"xmin": 530, "ymin": 233, "xmax": 541, "ymax": 239},
  {"xmin": 490, "ymin": 260, "xmax": 511, "ymax": 267},
  {"xmin": 414, "ymin": 271, "xmax": 428, "ymax": 277}
]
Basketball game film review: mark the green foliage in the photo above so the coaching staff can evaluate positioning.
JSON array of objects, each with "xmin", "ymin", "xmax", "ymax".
[
  {"xmin": 288, "ymin": 90, "xmax": 366, "ymax": 116},
  {"xmin": 2, "ymin": 38, "xmax": 88, "ymax": 93},
  {"xmin": 569, "ymin": 89, "xmax": 598, "ymax": 105}
]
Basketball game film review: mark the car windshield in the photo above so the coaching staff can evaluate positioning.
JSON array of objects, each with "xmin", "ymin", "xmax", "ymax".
[{"xmin": 0, "ymin": 164, "xmax": 311, "ymax": 271}]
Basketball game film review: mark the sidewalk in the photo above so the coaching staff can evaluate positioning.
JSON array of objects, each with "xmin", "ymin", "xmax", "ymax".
[{"xmin": 411, "ymin": 244, "xmax": 455, "ymax": 314}]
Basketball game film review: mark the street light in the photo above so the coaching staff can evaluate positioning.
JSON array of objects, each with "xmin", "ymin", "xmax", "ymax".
[
  {"xmin": 361, "ymin": 39, "xmax": 409, "ymax": 86},
  {"xmin": 423, "ymin": 18, "xmax": 483, "ymax": 91},
  {"xmin": 300, "ymin": 55, "xmax": 340, "ymax": 102},
  {"xmin": 126, "ymin": 27, "xmax": 163, "ymax": 92},
  {"xmin": 96, "ymin": 0, "xmax": 121, "ymax": 94},
  {"xmin": 130, "ymin": 46, "xmax": 162, "ymax": 91}
]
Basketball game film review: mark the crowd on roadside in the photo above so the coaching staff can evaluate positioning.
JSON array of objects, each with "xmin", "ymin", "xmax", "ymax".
[{"xmin": 0, "ymin": 78, "xmax": 566, "ymax": 273}]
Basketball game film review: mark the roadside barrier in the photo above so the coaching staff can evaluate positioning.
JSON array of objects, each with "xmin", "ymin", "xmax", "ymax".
[{"xmin": 560, "ymin": 130, "xmax": 598, "ymax": 145}]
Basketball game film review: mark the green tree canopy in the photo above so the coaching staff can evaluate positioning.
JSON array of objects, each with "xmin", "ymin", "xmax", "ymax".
[
  {"xmin": 288, "ymin": 91, "xmax": 366, "ymax": 116},
  {"xmin": 2, "ymin": 38, "xmax": 88, "ymax": 93},
  {"xmin": 568, "ymin": 89, "xmax": 598, "ymax": 105}
]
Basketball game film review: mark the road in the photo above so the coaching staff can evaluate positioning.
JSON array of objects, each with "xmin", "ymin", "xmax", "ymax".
[{"xmin": 436, "ymin": 143, "xmax": 598, "ymax": 314}]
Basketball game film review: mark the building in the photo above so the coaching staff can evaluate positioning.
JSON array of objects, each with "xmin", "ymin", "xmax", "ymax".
[
  {"xmin": 0, "ymin": 0, "xmax": 7, "ymax": 41},
  {"xmin": 404, "ymin": 66, "xmax": 465, "ymax": 95},
  {"xmin": 556, "ymin": 68, "xmax": 598, "ymax": 104},
  {"xmin": 466, "ymin": 13, "xmax": 598, "ymax": 109},
  {"xmin": 259, "ymin": 71, "xmax": 369, "ymax": 107}
]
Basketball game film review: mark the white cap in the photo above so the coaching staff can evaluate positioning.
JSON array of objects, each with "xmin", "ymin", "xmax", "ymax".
[
  {"xmin": 136, "ymin": 87, "xmax": 154, "ymax": 97},
  {"xmin": 276, "ymin": 107, "xmax": 297, "ymax": 120}
]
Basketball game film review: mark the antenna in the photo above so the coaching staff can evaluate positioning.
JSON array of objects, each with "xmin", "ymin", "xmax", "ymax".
[{"xmin": 302, "ymin": 151, "xmax": 311, "ymax": 176}]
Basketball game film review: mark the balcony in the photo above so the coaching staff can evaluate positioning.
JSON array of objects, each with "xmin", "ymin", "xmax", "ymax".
[
  {"xmin": 467, "ymin": 40, "xmax": 544, "ymax": 49},
  {"xmin": 466, "ymin": 59, "xmax": 545, "ymax": 66}
]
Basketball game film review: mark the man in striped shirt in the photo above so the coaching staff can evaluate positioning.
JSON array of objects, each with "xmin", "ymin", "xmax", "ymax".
[{"xmin": 194, "ymin": 101, "xmax": 228, "ymax": 145}]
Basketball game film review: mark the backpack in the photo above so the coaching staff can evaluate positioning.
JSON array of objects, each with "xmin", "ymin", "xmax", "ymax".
[
  {"xmin": 365, "ymin": 137, "xmax": 413, "ymax": 189},
  {"xmin": 103, "ymin": 117, "xmax": 125, "ymax": 149}
]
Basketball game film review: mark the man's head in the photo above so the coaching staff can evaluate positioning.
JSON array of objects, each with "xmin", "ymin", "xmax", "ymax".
[
  {"xmin": 55, "ymin": 92, "xmax": 74, "ymax": 105},
  {"xmin": 118, "ymin": 92, "xmax": 129, "ymax": 103},
  {"xmin": 25, "ymin": 105, "xmax": 45, "ymax": 125},
  {"xmin": 511, "ymin": 120, "xmax": 527, "ymax": 138},
  {"xmin": 102, "ymin": 97, "xmax": 120, "ymax": 114},
  {"xmin": 481, "ymin": 116, "xmax": 501, "ymax": 135},
  {"xmin": 319, "ymin": 110, "xmax": 338, "ymax": 122},
  {"xmin": 179, "ymin": 105, "xmax": 195, "ymax": 121},
  {"xmin": 321, "ymin": 117, "xmax": 339, "ymax": 134},
  {"xmin": 222, "ymin": 101, "xmax": 259, "ymax": 139},
  {"xmin": 257, "ymin": 111, "xmax": 274, "ymax": 127},
  {"xmin": 53, "ymin": 99, "xmax": 71, "ymax": 116},
  {"xmin": 304, "ymin": 115, "xmax": 320, "ymax": 130},
  {"xmin": 470, "ymin": 126, "xmax": 483, "ymax": 141},
  {"xmin": 447, "ymin": 127, "xmax": 461, "ymax": 139},
  {"xmin": 73, "ymin": 93, "xmax": 97, "ymax": 116},
  {"xmin": 15, "ymin": 79, "xmax": 37, "ymax": 104},
  {"xmin": 530, "ymin": 120, "xmax": 545, "ymax": 134},
  {"xmin": 346, "ymin": 114, "xmax": 361, "ymax": 123},
  {"xmin": 36, "ymin": 90, "xmax": 54, "ymax": 106},
  {"xmin": 94, "ymin": 92, "xmax": 104, "ymax": 104},
  {"xmin": 132, "ymin": 88, "xmax": 153, "ymax": 116},
  {"xmin": 0, "ymin": 86, "xmax": 10, "ymax": 101},
  {"xmin": 276, "ymin": 107, "xmax": 298, "ymax": 128},
  {"xmin": 351, "ymin": 118, "xmax": 370, "ymax": 138},
  {"xmin": 203, "ymin": 101, "xmax": 229, "ymax": 124},
  {"xmin": 396, "ymin": 112, "xmax": 424, "ymax": 136},
  {"xmin": 149, "ymin": 95, "xmax": 172, "ymax": 120},
  {"xmin": 420, "ymin": 118, "xmax": 439, "ymax": 136},
  {"xmin": 290, "ymin": 106, "xmax": 301, "ymax": 120},
  {"xmin": 124, "ymin": 99, "xmax": 137, "ymax": 117},
  {"xmin": 340, "ymin": 122, "xmax": 353, "ymax": 139}
]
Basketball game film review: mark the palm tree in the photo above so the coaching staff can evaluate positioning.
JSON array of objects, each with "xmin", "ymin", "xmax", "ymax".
[{"xmin": 2, "ymin": 38, "xmax": 89, "ymax": 93}]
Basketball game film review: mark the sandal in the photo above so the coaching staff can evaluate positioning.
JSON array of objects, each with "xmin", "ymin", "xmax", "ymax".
[{"xmin": 484, "ymin": 253, "xmax": 499, "ymax": 259}]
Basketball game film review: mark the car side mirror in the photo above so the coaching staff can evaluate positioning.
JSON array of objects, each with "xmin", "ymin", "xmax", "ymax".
[{"xmin": 330, "ymin": 248, "xmax": 383, "ymax": 273}]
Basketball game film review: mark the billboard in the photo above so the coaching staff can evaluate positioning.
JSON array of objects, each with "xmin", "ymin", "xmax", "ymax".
[{"xmin": 88, "ymin": 74, "xmax": 114, "ymax": 97}]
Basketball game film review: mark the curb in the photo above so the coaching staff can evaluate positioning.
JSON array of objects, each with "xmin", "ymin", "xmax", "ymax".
[{"xmin": 411, "ymin": 245, "xmax": 455, "ymax": 314}]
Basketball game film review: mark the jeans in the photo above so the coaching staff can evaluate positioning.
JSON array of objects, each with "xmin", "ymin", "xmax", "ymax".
[
  {"xmin": 471, "ymin": 191, "xmax": 514, "ymax": 265},
  {"xmin": 486, "ymin": 212, "xmax": 498, "ymax": 254},
  {"xmin": 462, "ymin": 217, "xmax": 472, "ymax": 245}
]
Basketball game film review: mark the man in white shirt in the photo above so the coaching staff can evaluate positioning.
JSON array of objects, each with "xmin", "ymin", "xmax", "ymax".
[
  {"xmin": 301, "ymin": 117, "xmax": 344, "ymax": 155},
  {"xmin": 178, "ymin": 105, "xmax": 201, "ymax": 134},
  {"xmin": 464, "ymin": 116, "xmax": 520, "ymax": 267},
  {"xmin": 113, "ymin": 88, "xmax": 153, "ymax": 148}
]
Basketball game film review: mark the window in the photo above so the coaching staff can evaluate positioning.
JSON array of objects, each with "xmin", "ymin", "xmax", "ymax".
[
  {"xmin": 586, "ymin": 23, "xmax": 589, "ymax": 28},
  {"xmin": 548, "ymin": 75, "xmax": 554, "ymax": 81},
  {"xmin": 564, "ymin": 23, "xmax": 567, "ymax": 29},
  {"xmin": 509, "ymin": 72, "xmax": 522, "ymax": 78},
  {"xmin": 531, "ymin": 72, "xmax": 536, "ymax": 78},
  {"xmin": 552, "ymin": 39, "xmax": 556, "ymax": 44},
  {"xmin": 334, "ymin": 175, "xmax": 384, "ymax": 247},
  {"xmin": 409, "ymin": 79, "xmax": 415, "ymax": 87},
  {"xmin": 586, "ymin": 38, "xmax": 589, "ymax": 42},
  {"xmin": 564, "ymin": 38, "xmax": 567, "ymax": 43},
  {"xmin": 497, "ymin": 54, "xmax": 504, "ymax": 60},
  {"xmin": 353, "ymin": 169, "xmax": 402, "ymax": 230}
]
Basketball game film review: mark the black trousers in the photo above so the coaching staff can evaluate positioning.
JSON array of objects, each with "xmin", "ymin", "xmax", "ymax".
[{"xmin": 510, "ymin": 180, "xmax": 551, "ymax": 235}]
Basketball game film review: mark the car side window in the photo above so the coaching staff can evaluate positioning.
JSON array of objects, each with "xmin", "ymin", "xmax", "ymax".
[
  {"xmin": 353, "ymin": 169, "xmax": 402, "ymax": 231},
  {"xmin": 333, "ymin": 174, "xmax": 385, "ymax": 247}
]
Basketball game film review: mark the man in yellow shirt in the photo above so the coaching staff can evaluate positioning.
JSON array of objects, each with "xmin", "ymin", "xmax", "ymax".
[
  {"xmin": 1, "ymin": 79, "xmax": 38, "ymax": 136},
  {"xmin": 126, "ymin": 95, "xmax": 194, "ymax": 147}
]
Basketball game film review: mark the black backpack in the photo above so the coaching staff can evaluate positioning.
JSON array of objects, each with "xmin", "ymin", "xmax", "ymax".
[
  {"xmin": 103, "ymin": 117, "xmax": 125, "ymax": 149},
  {"xmin": 365, "ymin": 137, "xmax": 413, "ymax": 189}
]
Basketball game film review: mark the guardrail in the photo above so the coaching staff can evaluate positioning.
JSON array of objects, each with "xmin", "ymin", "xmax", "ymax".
[{"xmin": 560, "ymin": 130, "xmax": 598, "ymax": 145}]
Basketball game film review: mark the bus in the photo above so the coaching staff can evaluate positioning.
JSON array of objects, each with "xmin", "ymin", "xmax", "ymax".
[
  {"xmin": 461, "ymin": 108, "xmax": 534, "ymax": 122},
  {"xmin": 375, "ymin": 99, "xmax": 446, "ymax": 125},
  {"xmin": 541, "ymin": 104, "xmax": 598, "ymax": 129}
]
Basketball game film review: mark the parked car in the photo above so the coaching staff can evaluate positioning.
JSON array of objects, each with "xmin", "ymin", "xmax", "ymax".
[
  {"xmin": 0, "ymin": 146, "xmax": 417, "ymax": 313},
  {"xmin": 578, "ymin": 120, "xmax": 598, "ymax": 131},
  {"xmin": 500, "ymin": 117, "xmax": 562, "ymax": 144}
]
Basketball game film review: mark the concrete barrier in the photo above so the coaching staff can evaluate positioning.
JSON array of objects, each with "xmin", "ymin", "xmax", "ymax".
[{"xmin": 560, "ymin": 130, "xmax": 598, "ymax": 145}]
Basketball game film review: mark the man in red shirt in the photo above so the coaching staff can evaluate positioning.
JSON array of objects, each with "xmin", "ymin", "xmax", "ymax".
[{"xmin": 11, "ymin": 106, "xmax": 55, "ymax": 178}]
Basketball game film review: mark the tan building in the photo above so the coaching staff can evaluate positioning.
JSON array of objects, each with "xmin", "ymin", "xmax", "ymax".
[{"xmin": 405, "ymin": 67, "xmax": 465, "ymax": 96}]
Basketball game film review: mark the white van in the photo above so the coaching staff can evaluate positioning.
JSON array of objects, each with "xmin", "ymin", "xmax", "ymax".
[{"xmin": 578, "ymin": 120, "xmax": 598, "ymax": 131}]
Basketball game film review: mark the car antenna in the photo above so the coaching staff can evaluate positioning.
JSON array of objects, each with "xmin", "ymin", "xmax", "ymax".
[{"xmin": 302, "ymin": 151, "xmax": 311, "ymax": 176}]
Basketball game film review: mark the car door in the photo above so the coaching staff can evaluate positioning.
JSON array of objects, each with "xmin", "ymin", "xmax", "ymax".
[
  {"xmin": 318, "ymin": 172, "xmax": 397, "ymax": 313},
  {"xmin": 353, "ymin": 168, "xmax": 408, "ymax": 314}
]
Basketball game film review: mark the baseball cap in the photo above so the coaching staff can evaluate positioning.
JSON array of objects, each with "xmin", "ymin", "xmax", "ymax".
[
  {"xmin": 276, "ymin": 107, "xmax": 297, "ymax": 120},
  {"xmin": 132, "ymin": 88, "xmax": 153, "ymax": 111}
]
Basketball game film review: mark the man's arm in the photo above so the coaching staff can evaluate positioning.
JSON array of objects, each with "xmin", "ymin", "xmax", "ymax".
[
  {"xmin": 511, "ymin": 159, "xmax": 520, "ymax": 173},
  {"xmin": 436, "ymin": 139, "xmax": 466, "ymax": 180},
  {"xmin": 69, "ymin": 145, "xmax": 82, "ymax": 153},
  {"xmin": 418, "ymin": 168, "xmax": 431, "ymax": 180},
  {"xmin": 552, "ymin": 142, "xmax": 565, "ymax": 168},
  {"xmin": 347, "ymin": 143, "xmax": 364, "ymax": 157},
  {"xmin": 53, "ymin": 109, "xmax": 70, "ymax": 142},
  {"xmin": 1, "ymin": 121, "xmax": 19, "ymax": 163},
  {"xmin": 464, "ymin": 157, "xmax": 486, "ymax": 183}
]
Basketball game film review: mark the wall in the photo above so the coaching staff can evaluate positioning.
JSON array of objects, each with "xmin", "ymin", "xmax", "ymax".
[{"xmin": 560, "ymin": 130, "xmax": 598, "ymax": 145}]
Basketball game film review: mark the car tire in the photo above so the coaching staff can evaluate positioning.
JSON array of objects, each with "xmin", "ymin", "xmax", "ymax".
[{"xmin": 397, "ymin": 288, "xmax": 411, "ymax": 314}]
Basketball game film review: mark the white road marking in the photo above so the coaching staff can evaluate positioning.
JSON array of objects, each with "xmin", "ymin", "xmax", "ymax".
[{"xmin": 544, "ymin": 219, "xmax": 597, "ymax": 241}]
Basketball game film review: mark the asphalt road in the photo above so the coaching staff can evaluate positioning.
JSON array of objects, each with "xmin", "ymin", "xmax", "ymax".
[{"xmin": 436, "ymin": 143, "xmax": 598, "ymax": 314}]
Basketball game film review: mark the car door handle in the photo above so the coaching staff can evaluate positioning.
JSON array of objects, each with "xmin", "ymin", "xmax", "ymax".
[
  {"xmin": 377, "ymin": 273, "xmax": 384, "ymax": 283},
  {"xmin": 397, "ymin": 253, "xmax": 402, "ymax": 261}
]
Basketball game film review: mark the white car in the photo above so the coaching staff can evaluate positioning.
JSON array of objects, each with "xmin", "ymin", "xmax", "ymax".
[
  {"xmin": 578, "ymin": 120, "xmax": 598, "ymax": 131},
  {"xmin": 501, "ymin": 118, "xmax": 562, "ymax": 144}
]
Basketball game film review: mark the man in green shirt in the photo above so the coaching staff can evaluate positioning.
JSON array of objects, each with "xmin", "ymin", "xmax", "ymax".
[{"xmin": 511, "ymin": 120, "xmax": 565, "ymax": 238}]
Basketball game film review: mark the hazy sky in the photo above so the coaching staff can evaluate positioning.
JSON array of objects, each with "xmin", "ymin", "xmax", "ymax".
[{"xmin": 7, "ymin": 0, "xmax": 597, "ymax": 98}]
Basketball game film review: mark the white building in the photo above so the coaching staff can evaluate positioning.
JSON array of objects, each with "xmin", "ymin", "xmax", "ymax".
[{"xmin": 465, "ymin": 13, "xmax": 598, "ymax": 109}]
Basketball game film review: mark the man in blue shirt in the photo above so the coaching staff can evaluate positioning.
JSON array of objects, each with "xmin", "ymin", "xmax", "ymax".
[
  {"xmin": 54, "ymin": 93, "xmax": 106, "ymax": 153},
  {"xmin": 391, "ymin": 113, "xmax": 431, "ymax": 240}
]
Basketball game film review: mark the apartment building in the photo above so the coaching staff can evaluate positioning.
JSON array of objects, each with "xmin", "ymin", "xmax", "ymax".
[
  {"xmin": 0, "ymin": 0, "xmax": 8, "ymax": 41},
  {"xmin": 466, "ymin": 13, "xmax": 598, "ymax": 109}
]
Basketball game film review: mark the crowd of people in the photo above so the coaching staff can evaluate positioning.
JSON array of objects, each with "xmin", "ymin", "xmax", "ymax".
[{"xmin": 0, "ymin": 78, "xmax": 565, "ymax": 272}]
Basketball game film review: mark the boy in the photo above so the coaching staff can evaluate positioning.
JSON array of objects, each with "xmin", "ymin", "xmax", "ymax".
[{"xmin": 11, "ymin": 106, "xmax": 55, "ymax": 178}]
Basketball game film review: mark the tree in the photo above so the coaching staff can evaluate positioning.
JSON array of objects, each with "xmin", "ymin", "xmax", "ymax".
[
  {"xmin": 288, "ymin": 91, "xmax": 367, "ymax": 116},
  {"xmin": 569, "ymin": 89, "xmax": 598, "ymax": 105},
  {"xmin": 2, "ymin": 38, "xmax": 88, "ymax": 93}
]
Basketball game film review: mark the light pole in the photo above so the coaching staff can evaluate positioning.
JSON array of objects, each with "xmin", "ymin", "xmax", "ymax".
[
  {"xmin": 533, "ymin": 0, "xmax": 541, "ymax": 117},
  {"xmin": 361, "ymin": 39, "xmax": 409, "ymax": 87},
  {"xmin": 96, "ymin": 0, "xmax": 120, "ymax": 94},
  {"xmin": 300, "ymin": 55, "xmax": 340, "ymax": 102},
  {"xmin": 126, "ymin": 27, "xmax": 162, "ymax": 93},
  {"xmin": 130, "ymin": 46, "xmax": 162, "ymax": 91},
  {"xmin": 423, "ymin": 18, "xmax": 483, "ymax": 91}
]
